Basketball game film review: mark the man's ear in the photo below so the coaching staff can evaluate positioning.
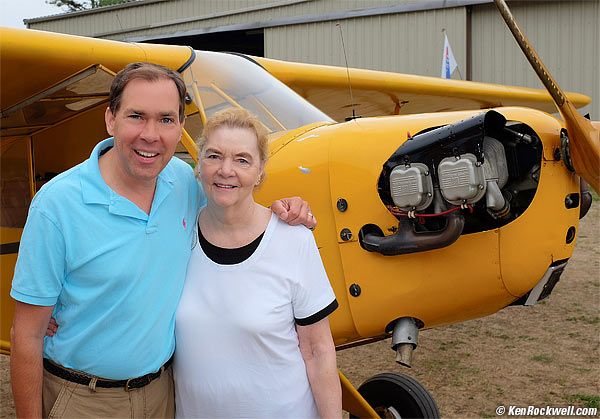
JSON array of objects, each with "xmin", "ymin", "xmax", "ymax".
[{"xmin": 105, "ymin": 106, "xmax": 115, "ymax": 136}]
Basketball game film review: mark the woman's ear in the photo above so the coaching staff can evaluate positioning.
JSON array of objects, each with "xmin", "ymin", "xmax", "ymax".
[{"xmin": 255, "ymin": 165, "xmax": 266, "ymax": 187}]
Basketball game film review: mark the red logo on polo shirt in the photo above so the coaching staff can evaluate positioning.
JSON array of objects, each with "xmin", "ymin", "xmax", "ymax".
[{"xmin": 183, "ymin": 218, "xmax": 186, "ymax": 228}]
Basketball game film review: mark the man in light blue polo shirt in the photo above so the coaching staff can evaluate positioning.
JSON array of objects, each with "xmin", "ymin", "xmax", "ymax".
[{"xmin": 10, "ymin": 62, "xmax": 315, "ymax": 418}]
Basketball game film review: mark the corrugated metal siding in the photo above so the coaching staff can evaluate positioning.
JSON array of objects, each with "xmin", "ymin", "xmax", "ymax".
[
  {"xmin": 265, "ymin": 7, "xmax": 466, "ymax": 77},
  {"xmin": 28, "ymin": 0, "xmax": 426, "ymax": 39},
  {"xmin": 28, "ymin": 0, "xmax": 280, "ymax": 36},
  {"xmin": 471, "ymin": 1, "xmax": 599, "ymax": 118},
  {"xmin": 113, "ymin": 0, "xmax": 410, "ymax": 41}
]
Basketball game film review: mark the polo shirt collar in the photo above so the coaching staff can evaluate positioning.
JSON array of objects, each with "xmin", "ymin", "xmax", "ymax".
[{"xmin": 81, "ymin": 138, "xmax": 175, "ymax": 220}]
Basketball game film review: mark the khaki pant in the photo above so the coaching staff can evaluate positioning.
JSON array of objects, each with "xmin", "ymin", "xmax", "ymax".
[{"xmin": 42, "ymin": 364, "xmax": 175, "ymax": 418}]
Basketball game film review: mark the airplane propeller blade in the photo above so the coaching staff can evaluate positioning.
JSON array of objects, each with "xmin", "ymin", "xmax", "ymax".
[{"xmin": 494, "ymin": 0, "xmax": 600, "ymax": 193}]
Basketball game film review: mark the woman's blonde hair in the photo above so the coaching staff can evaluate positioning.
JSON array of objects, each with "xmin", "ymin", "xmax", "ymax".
[{"xmin": 195, "ymin": 108, "xmax": 269, "ymax": 186}]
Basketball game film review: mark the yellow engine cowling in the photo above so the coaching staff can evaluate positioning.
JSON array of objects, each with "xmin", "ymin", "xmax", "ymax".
[{"xmin": 255, "ymin": 107, "xmax": 580, "ymax": 346}]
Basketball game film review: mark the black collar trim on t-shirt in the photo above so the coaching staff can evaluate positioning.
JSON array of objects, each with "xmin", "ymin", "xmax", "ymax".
[{"xmin": 198, "ymin": 227, "xmax": 265, "ymax": 265}]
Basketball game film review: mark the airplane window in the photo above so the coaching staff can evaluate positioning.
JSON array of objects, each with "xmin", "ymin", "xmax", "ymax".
[
  {"xmin": 0, "ymin": 138, "xmax": 31, "ymax": 228},
  {"xmin": 182, "ymin": 51, "xmax": 333, "ymax": 133},
  {"xmin": 183, "ymin": 112, "xmax": 204, "ymax": 143},
  {"xmin": 1, "ymin": 65, "xmax": 113, "ymax": 139}
]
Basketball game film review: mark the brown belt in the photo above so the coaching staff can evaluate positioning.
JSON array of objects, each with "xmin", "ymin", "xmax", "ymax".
[{"xmin": 43, "ymin": 356, "xmax": 173, "ymax": 391}]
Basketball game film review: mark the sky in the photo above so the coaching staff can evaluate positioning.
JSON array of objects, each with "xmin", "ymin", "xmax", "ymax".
[{"xmin": 0, "ymin": 0, "xmax": 65, "ymax": 29}]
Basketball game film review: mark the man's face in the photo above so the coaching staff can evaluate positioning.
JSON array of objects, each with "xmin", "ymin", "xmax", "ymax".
[{"xmin": 105, "ymin": 78, "xmax": 184, "ymax": 186}]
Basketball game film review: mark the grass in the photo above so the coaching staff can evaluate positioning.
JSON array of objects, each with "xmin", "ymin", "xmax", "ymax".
[
  {"xmin": 423, "ymin": 358, "xmax": 461, "ymax": 372},
  {"xmin": 566, "ymin": 316, "xmax": 600, "ymax": 324},
  {"xmin": 462, "ymin": 367, "xmax": 481, "ymax": 375},
  {"xmin": 563, "ymin": 394, "xmax": 600, "ymax": 409},
  {"xmin": 518, "ymin": 335, "xmax": 537, "ymax": 341},
  {"xmin": 484, "ymin": 330, "xmax": 511, "ymax": 339},
  {"xmin": 438, "ymin": 340, "xmax": 465, "ymax": 351},
  {"xmin": 590, "ymin": 188, "xmax": 600, "ymax": 202},
  {"xmin": 532, "ymin": 354, "xmax": 554, "ymax": 364}
]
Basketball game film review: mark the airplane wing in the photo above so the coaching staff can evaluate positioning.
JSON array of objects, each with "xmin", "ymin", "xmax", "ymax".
[
  {"xmin": 254, "ymin": 56, "xmax": 591, "ymax": 122},
  {"xmin": 2, "ymin": 26, "xmax": 590, "ymax": 132}
]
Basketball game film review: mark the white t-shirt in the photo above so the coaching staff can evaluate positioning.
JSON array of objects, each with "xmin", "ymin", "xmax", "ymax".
[{"xmin": 174, "ymin": 212, "xmax": 337, "ymax": 418}]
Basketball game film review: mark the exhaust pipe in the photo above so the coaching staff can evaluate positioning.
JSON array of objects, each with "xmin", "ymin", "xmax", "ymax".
[
  {"xmin": 391, "ymin": 317, "xmax": 420, "ymax": 368},
  {"xmin": 359, "ymin": 210, "xmax": 464, "ymax": 256}
]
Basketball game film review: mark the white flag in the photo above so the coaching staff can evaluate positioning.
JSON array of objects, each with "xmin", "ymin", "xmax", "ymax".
[{"xmin": 441, "ymin": 33, "xmax": 458, "ymax": 79}]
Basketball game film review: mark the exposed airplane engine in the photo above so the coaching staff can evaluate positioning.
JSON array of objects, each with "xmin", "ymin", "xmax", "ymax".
[
  {"xmin": 361, "ymin": 110, "xmax": 550, "ymax": 256},
  {"xmin": 388, "ymin": 135, "xmax": 509, "ymax": 213}
]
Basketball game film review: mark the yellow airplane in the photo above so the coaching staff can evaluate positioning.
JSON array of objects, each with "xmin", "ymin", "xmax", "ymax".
[{"xmin": 1, "ymin": 0, "xmax": 597, "ymax": 416}]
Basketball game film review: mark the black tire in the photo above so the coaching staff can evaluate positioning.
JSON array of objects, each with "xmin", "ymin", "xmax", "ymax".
[{"xmin": 350, "ymin": 372, "xmax": 440, "ymax": 419}]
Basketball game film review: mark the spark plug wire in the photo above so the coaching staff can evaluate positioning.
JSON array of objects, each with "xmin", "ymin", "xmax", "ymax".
[{"xmin": 387, "ymin": 204, "xmax": 473, "ymax": 224}]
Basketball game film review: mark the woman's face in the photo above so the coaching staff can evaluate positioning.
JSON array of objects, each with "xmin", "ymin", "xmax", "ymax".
[{"xmin": 200, "ymin": 126, "xmax": 264, "ymax": 209}]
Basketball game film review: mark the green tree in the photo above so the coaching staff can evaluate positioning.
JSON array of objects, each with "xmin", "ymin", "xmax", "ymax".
[{"xmin": 46, "ymin": 0, "xmax": 131, "ymax": 12}]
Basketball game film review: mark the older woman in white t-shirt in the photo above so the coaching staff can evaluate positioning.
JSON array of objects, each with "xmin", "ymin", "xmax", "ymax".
[{"xmin": 174, "ymin": 108, "xmax": 341, "ymax": 418}]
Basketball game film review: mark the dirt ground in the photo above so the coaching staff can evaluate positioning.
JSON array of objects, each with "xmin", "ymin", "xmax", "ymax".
[{"xmin": 1, "ymin": 203, "xmax": 598, "ymax": 418}]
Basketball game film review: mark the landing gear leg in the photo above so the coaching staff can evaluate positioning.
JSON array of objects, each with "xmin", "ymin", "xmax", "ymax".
[{"xmin": 340, "ymin": 370, "xmax": 379, "ymax": 418}]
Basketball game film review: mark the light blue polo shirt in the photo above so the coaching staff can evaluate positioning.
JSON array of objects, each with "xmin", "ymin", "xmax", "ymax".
[{"xmin": 11, "ymin": 138, "xmax": 205, "ymax": 379}]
